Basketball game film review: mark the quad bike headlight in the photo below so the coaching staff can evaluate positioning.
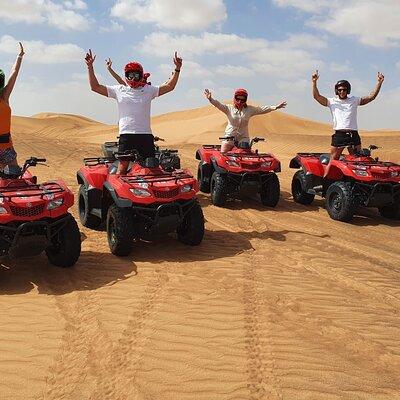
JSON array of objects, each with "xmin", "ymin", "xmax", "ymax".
[
  {"xmin": 0, "ymin": 206, "xmax": 8, "ymax": 214},
  {"xmin": 261, "ymin": 161, "xmax": 271, "ymax": 167},
  {"xmin": 47, "ymin": 198, "xmax": 64, "ymax": 210},
  {"xmin": 225, "ymin": 160, "xmax": 239, "ymax": 167},
  {"xmin": 390, "ymin": 171, "xmax": 400, "ymax": 177},
  {"xmin": 181, "ymin": 184, "xmax": 192, "ymax": 193},
  {"xmin": 353, "ymin": 169, "xmax": 369, "ymax": 176},
  {"xmin": 130, "ymin": 188, "xmax": 151, "ymax": 197}
]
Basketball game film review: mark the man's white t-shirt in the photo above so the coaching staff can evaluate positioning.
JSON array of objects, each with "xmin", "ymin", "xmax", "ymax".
[
  {"xmin": 106, "ymin": 84, "xmax": 159, "ymax": 135},
  {"xmin": 327, "ymin": 96, "xmax": 361, "ymax": 131}
]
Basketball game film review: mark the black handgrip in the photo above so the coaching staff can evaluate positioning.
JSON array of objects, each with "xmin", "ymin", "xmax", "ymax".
[
  {"xmin": 219, "ymin": 136, "xmax": 235, "ymax": 140},
  {"xmin": 36, "ymin": 158, "xmax": 47, "ymax": 162}
]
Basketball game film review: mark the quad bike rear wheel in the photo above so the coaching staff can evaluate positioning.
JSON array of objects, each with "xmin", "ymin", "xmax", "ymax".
[
  {"xmin": 107, "ymin": 204, "xmax": 133, "ymax": 256},
  {"xmin": 78, "ymin": 185, "xmax": 102, "ymax": 229},
  {"xmin": 45, "ymin": 214, "xmax": 81, "ymax": 267},
  {"xmin": 291, "ymin": 170, "xmax": 315, "ymax": 205},
  {"xmin": 379, "ymin": 200, "xmax": 400, "ymax": 220},
  {"xmin": 210, "ymin": 172, "xmax": 228, "ymax": 206},
  {"xmin": 177, "ymin": 201, "xmax": 204, "ymax": 245},
  {"xmin": 260, "ymin": 173, "xmax": 280, "ymax": 207},
  {"xmin": 325, "ymin": 182, "xmax": 354, "ymax": 222},
  {"xmin": 197, "ymin": 162, "xmax": 211, "ymax": 193}
]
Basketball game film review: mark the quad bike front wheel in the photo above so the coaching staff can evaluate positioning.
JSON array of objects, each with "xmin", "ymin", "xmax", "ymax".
[
  {"xmin": 177, "ymin": 201, "xmax": 205, "ymax": 245},
  {"xmin": 78, "ymin": 185, "xmax": 102, "ymax": 229},
  {"xmin": 291, "ymin": 170, "xmax": 315, "ymax": 205},
  {"xmin": 45, "ymin": 214, "xmax": 81, "ymax": 267},
  {"xmin": 325, "ymin": 182, "xmax": 355, "ymax": 222},
  {"xmin": 197, "ymin": 162, "xmax": 211, "ymax": 193},
  {"xmin": 107, "ymin": 204, "xmax": 133, "ymax": 256},
  {"xmin": 260, "ymin": 173, "xmax": 280, "ymax": 207},
  {"xmin": 210, "ymin": 172, "xmax": 228, "ymax": 206}
]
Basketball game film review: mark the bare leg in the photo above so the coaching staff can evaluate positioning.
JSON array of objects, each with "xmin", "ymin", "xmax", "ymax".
[
  {"xmin": 324, "ymin": 146, "xmax": 344, "ymax": 178},
  {"xmin": 116, "ymin": 160, "xmax": 129, "ymax": 175},
  {"xmin": 221, "ymin": 141, "xmax": 234, "ymax": 153}
]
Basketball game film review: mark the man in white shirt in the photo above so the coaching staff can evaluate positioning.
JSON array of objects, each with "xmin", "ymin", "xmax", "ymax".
[
  {"xmin": 204, "ymin": 88, "xmax": 286, "ymax": 152},
  {"xmin": 85, "ymin": 49, "xmax": 182, "ymax": 174},
  {"xmin": 312, "ymin": 70, "xmax": 384, "ymax": 177}
]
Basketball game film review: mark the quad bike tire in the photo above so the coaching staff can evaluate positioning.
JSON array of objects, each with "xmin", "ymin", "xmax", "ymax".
[
  {"xmin": 107, "ymin": 204, "xmax": 133, "ymax": 256},
  {"xmin": 325, "ymin": 181, "xmax": 355, "ymax": 222},
  {"xmin": 379, "ymin": 200, "xmax": 400, "ymax": 220},
  {"xmin": 260, "ymin": 173, "xmax": 280, "ymax": 207},
  {"xmin": 197, "ymin": 162, "xmax": 211, "ymax": 193},
  {"xmin": 291, "ymin": 170, "xmax": 315, "ymax": 205},
  {"xmin": 177, "ymin": 200, "xmax": 205, "ymax": 245},
  {"xmin": 78, "ymin": 185, "xmax": 102, "ymax": 229},
  {"xmin": 45, "ymin": 214, "xmax": 81, "ymax": 267},
  {"xmin": 210, "ymin": 172, "xmax": 228, "ymax": 206}
]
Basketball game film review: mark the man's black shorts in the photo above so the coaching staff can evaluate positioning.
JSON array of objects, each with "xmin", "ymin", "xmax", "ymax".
[
  {"xmin": 118, "ymin": 134, "xmax": 155, "ymax": 159},
  {"xmin": 331, "ymin": 130, "xmax": 361, "ymax": 148}
]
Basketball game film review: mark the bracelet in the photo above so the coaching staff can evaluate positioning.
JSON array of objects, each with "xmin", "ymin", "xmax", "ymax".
[{"xmin": 175, "ymin": 69, "xmax": 180, "ymax": 72}]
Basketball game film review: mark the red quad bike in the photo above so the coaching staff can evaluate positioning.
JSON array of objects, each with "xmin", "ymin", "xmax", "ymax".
[
  {"xmin": 0, "ymin": 157, "xmax": 81, "ymax": 267},
  {"xmin": 77, "ymin": 149, "xmax": 204, "ymax": 256},
  {"xmin": 290, "ymin": 145, "xmax": 400, "ymax": 222},
  {"xmin": 196, "ymin": 136, "xmax": 281, "ymax": 207}
]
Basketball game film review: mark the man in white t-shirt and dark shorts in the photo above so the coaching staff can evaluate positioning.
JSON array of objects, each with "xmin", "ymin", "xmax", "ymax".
[
  {"xmin": 312, "ymin": 70, "xmax": 384, "ymax": 177},
  {"xmin": 85, "ymin": 49, "xmax": 182, "ymax": 174}
]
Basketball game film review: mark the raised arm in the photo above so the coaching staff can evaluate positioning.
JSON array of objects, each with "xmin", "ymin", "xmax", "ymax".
[
  {"xmin": 360, "ymin": 72, "xmax": 384, "ymax": 106},
  {"xmin": 85, "ymin": 49, "xmax": 108, "ymax": 97},
  {"xmin": 252, "ymin": 101, "xmax": 287, "ymax": 116},
  {"xmin": 159, "ymin": 52, "xmax": 182, "ymax": 96},
  {"xmin": 106, "ymin": 58, "xmax": 126, "ymax": 85},
  {"xmin": 312, "ymin": 70, "xmax": 328, "ymax": 106},
  {"xmin": 2, "ymin": 42, "xmax": 24, "ymax": 102},
  {"xmin": 204, "ymin": 89, "xmax": 229, "ymax": 115}
]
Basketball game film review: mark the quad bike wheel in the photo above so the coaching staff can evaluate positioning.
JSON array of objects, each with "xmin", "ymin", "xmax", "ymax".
[
  {"xmin": 45, "ymin": 214, "xmax": 81, "ymax": 267},
  {"xmin": 197, "ymin": 162, "xmax": 211, "ymax": 193},
  {"xmin": 107, "ymin": 204, "xmax": 133, "ymax": 256},
  {"xmin": 177, "ymin": 201, "xmax": 205, "ymax": 245},
  {"xmin": 260, "ymin": 173, "xmax": 280, "ymax": 207},
  {"xmin": 379, "ymin": 200, "xmax": 400, "ymax": 220},
  {"xmin": 325, "ymin": 182, "xmax": 354, "ymax": 222},
  {"xmin": 291, "ymin": 170, "xmax": 315, "ymax": 205},
  {"xmin": 78, "ymin": 185, "xmax": 102, "ymax": 229},
  {"xmin": 210, "ymin": 172, "xmax": 228, "ymax": 206}
]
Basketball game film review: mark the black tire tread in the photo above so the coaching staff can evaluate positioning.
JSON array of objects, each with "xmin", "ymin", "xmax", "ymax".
[
  {"xmin": 325, "ymin": 181, "xmax": 354, "ymax": 222},
  {"xmin": 260, "ymin": 173, "xmax": 280, "ymax": 207},
  {"xmin": 107, "ymin": 204, "xmax": 133, "ymax": 256},
  {"xmin": 177, "ymin": 201, "xmax": 205, "ymax": 245},
  {"xmin": 291, "ymin": 170, "xmax": 315, "ymax": 205},
  {"xmin": 78, "ymin": 185, "xmax": 102, "ymax": 229},
  {"xmin": 211, "ymin": 172, "xmax": 228, "ymax": 206}
]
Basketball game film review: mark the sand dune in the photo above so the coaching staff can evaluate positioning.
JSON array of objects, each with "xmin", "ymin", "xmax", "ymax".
[{"xmin": 1, "ymin": 108, "xmax": 400, "ymax": 399}]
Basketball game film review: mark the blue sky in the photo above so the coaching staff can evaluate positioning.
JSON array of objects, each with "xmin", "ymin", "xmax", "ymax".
[{"xmin": 0, "ymin": 0, "xmax": 399, "ymax": 129}]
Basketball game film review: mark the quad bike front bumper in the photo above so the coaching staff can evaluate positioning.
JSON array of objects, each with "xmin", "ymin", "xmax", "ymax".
[{"xmin": 0, "ymin": 214, "xmax": 72, "ymax": 259}]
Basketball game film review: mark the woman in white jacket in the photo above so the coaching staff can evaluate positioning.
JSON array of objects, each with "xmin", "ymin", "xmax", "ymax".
[{"xmin": 204, "ymin": 88, "xmax": 286, "ymax": 152}]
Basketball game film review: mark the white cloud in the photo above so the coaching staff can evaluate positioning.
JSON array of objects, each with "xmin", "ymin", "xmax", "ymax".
[
  {"xmin": 329, "ymin": 61, "xmax": 353, "ymax": 73},
  {"xmin": 111, "ymin": 0, "xmax": 226, "ymax": 31},
  {"xmin": 214, "ymin": 65, "xmax": 254, "ymax": 77},
  {"xmin": 99, "ymin": 20, "xmax": 124, "ymax": 33},
  {"xmin": 396, "ymin": 61, "xmax": 400, "ymax": 71},
  {"xmin": 0, "ymin": 35, "xmax": 84, "ymax": 64},
  {"xmin": 159, "ymin": 61, "xmax": 211, "ymax": 78},
  {"xmin": 274, "ymin": 0, "xmax": 400, "ymax": 48},
  {"xmin": 0, "ymin": 0, "xmax": 89, "ymax": 31},
  {"xmin": 140, "ymin": 32, "xmax": 268, "ymax": 57}
]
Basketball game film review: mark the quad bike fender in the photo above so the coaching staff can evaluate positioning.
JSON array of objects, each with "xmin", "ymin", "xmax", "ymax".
[
  {"xmin": 77, "ymin": 169, "xmax": 106, "ymax": 190},
  {"xmin": 196, "ymin": 147, "xmax": 215, "ymax": 164},
  {"xmin": 211, "ymin": 158, "xmax": 227, "ymax": 174},
  {"xmin": 289, "ymin": 157, "xmax": 301, "ymax": 169},
  {"xmin": 103, "ymin": 181, "xmax": 133, "ymax": 208}
]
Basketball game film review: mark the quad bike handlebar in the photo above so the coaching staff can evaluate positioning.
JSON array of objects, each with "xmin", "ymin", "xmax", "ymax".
[{"xmin": 153, "ymin": 136, "xmax": 165, "ymax": 142}]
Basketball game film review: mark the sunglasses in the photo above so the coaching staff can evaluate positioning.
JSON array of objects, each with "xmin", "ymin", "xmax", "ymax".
[
  {"xmin": 125, "ymin": 71, "xmax": 142, "ymax": 81},
  {"xmin": 235, "ymin": 96, "xmax": 247, "ymax": 102},
  {"xmin": 337, "ymin": 88, "xmax": 348, "ymax": 92}
]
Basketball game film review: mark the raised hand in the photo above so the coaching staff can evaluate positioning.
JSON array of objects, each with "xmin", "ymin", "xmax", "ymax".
[
  {"xmin": 173, "ymin": 51, "xmax": 182, "ymax": 70},
  {"xmin": 204, "ymin": 88, "xmax": 212, "ymax": 100},
  {"xmin": 85, "ymin": 49, "xmax": 96, "ymax": 67},
  {"xmin": 377, "ymin": 71, "xmax": 384, "ymax": 84},
  {"xmin": 276, "ymin": 101, "xmax": 287, "ymax": 110},
  {"xmin": 18, "ymin": 42, "xmax": 25, "ymax": 57},
  {"xmin": 106, "ymin": 58, "xmax": 112, "ymax": 69},
  {"xmin": 312, "ymin": 70, "xmax": 319, "ymax": 83}
]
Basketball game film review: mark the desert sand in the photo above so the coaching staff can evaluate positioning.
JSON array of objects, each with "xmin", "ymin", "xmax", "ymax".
[{"xmin": 0, "ymin": 105, "xmax": 400, "ymax": 399}]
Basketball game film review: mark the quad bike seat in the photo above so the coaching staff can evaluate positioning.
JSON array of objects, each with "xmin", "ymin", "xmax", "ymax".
[
  {"xmin": 141, "ymin": 157, "xmax": 159, "ymax": 169},
  {"xmin": 0, "ymin": 165, "xmax": 22, "ymax": 179}
]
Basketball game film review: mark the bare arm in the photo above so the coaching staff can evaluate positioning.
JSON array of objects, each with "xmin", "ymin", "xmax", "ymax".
[
  {"xmin": 360, "ymin": 72, "xmax": 384, "ymax": 106},
  {"xmin": 2, "ymin": 42, "xmax": 24, "ymax": 103},
  {"xmin": 159, "ymin": 52, "xmax": 182, "ymax": 96},
  {"xmin": 85, "ymin": 49, "xmax": 108, "ymax": 97},
  {"xmin": 312, "ymin": 70, "xmax": 328, "ymax": 106},
  {"xmin": 252, "ymin": 101, "xmax": 287, "ymax": 115},
  {"xmin": 106, "ymin": 58, "xmax": 126, "ymax": 85},
  {"xmin": 204, "ymin": 89, "xmax": 229, "ymax": 115}
]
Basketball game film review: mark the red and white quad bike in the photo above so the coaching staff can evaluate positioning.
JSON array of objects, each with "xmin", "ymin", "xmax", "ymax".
[
  {"xmin": 77, "ymin": 149, "xmax": 204, "ymax": 256},
  {"xmin": 290, "ymin": 145, "xmax": 400, "ymax": 222},
  {"xmin": 0, "ymin": 157, "xmax": 81, "ymax": 267},
  {"xmin": 196, "ymin": 136, "xmax": 281, "ymax": 207}
]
